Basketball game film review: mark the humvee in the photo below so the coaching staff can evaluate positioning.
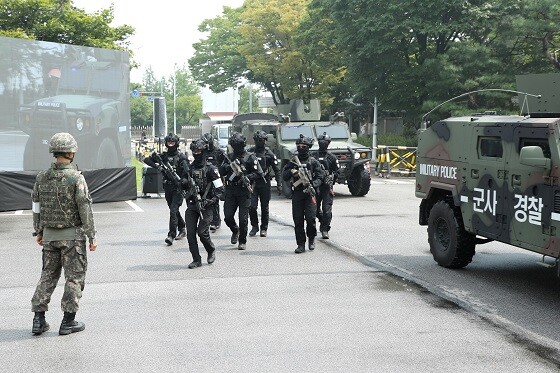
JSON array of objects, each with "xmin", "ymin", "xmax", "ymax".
[
  {"xmin": 18, "ymin": 44, "xmax": 130, "ymax": 171},
  {"xmin": 234, "ymin": 100, "xmax": 372, "ymax": 197},
  {"xmin": 416, "ymin": 73, "xmax": 560, "ymax": 272}
]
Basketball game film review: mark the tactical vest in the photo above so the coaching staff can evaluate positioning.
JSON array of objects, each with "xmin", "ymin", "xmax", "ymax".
[{"xmin": 38, "ymin": 168, "xmax": 82, "ymax": 229}]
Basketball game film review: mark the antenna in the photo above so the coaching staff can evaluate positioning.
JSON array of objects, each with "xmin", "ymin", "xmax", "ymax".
[{"xmin": 420, "ymin": 89, "xmax": 541, "ymax": 128}]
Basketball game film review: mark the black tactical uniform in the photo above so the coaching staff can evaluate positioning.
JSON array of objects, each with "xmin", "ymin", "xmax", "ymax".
[
  {"xmin": 247, "ymin": 130, "xmax": 281, "ymax": 237},
  {"xmin": 219, "ymin": 133, "xmax": 260, "ymax": 250},
  {"xmin": 143, "ymin": 133, "xmax": 187, "ymax": 245},
  {"xmin": 311, "ymin": 133, "xmax": 340, "ymax": 239},
  {"xmin": 201, "ymin": 133, "xmax": 226, "ymax": 232},
  {"xmin": 183, "ymin": 139, "xmax": 224, "ymax": 269},
  {"xmin": 282, "ymin": 134, "xmax": 325, "ymax": 253}
]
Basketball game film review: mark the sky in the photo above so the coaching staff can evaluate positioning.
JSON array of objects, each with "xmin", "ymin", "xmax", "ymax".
[{"xmin": 73, "ymin": 0, "xmax": 245, "ymax": 83}]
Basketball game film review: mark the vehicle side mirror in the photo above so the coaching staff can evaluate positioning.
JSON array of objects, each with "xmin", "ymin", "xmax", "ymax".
[
  {"xmin": 351, "ymin": 132, "xmax": 358, "ymax": 141},
  {"xmin": 520, "ymin": 146, "xmax": 551, "ymax": 169}
]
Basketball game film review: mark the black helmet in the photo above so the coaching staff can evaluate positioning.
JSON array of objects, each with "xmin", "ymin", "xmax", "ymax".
[
  {"xmin": 190, "ymin": 139, "xmax": 206, "ymax": 153},
  {"xmin": 317, "ymin": 132, "xmax": 331, "ymax": 142},
  {"xmin": 295, "ymin": 134, "xmax": 313, "ymax": 147},
  {"xmin": 201, "ymin": 133, "xmax": 214, "ymax": 145},
  {"xmin": 253, "ymin": 130, "xmax": 268, "ymax": 141},
  {"xmin": 229, "ymin": 132, "xmax": 247, "ymax": 148},
  {"xmin": 164, "ymin": 133, "xmax": 179, "ymax": 147}
]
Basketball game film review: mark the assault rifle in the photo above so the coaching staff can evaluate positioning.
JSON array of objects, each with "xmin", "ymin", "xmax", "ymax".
[
  {"xmin": 290, "ymin": 155, "xmax": 316, "ymax": 203},
  {"xmin": 152, "ymin": 153, "xmax": 203, "ymax": 219},
  {"xmin": 223, "ymin": 152, "xmax": 254, "ymax": 193}
]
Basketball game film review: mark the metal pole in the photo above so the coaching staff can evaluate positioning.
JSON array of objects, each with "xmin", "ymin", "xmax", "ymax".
[
  {"xmin": 372, "ymin": 96, "xmax": 378, "ymax": 165},
  {"xmin": 173, "ymin": 66, "xmax": 177, "ymax": 135},
  {"xmin": 249, "ymin": 84, "xmax": 253, "ymax": 112}
]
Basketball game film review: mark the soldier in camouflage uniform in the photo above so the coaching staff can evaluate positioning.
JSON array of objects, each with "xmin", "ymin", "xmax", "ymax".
[{"xmin": 31, "ymin": 132, "xmax": 97, "ymax": 336}]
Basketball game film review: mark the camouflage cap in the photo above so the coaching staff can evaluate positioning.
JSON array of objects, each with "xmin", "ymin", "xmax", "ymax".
[{"xmin": 49, "ymin": 132, "xmax": 78, "ymax": 153}]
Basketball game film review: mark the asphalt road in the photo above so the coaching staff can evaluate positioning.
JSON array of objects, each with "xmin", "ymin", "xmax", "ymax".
[{"xmin": 0, "ymin": 181, "xmax": 559, "ymax": 372}]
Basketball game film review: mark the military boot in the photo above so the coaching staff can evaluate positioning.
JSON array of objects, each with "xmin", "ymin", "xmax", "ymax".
[
  {"xmin": 59, "ymin": 312, "xmax": 85, "ymax": 336},
  {"xmin": 231, "ymin": 231, "xmax": 239, "ymax": 244},
  {"xmin": 260, "ymin": 229, "xmax": 267, "ymax": 237},
  {"xmin": 188, "ymin": 260, "xmax": 202, "ymax": 269},
  {"xmin": 308, "ymin": 237, "xmax": 315, "ymax": 251},
  {"xmin": 175, "ymin": 229, "xmax": 186, "ymax": 240},
  {"xmin": 295, "ymin": 245, "xmax": 306, "ymax": 254},
  {"xmin": 321, "ymin": 231, "xmax": 329, "ymax": 239},
  {"xmin": 165, "ymin": 235, "xmax": 174, "ymax": 246},
  {"xmin": 249, "ymin": 226, "xmax": 259, "ymax": 237},
  {"xmin": 32, "ymin": 311, "xmax": 49, "ymax": 335}
]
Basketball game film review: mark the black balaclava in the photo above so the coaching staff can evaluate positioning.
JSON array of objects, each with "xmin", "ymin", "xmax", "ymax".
[
  {"xmin": 297, "ymin": 144, "xmax": 310, "ymax": 161},
  {"xmin": 192, "ymin": 151, "xmax": 205, "ymax": 167},
  {"xmin": 232, "ymin": 142, "xmax": 245, "ymax": 157},
  {"xmin": 318, "ymin": 139, "xmax": 330, "ymax": 153},
  {"xmin": 166, "ymin": 142, "xmax": 178, "ymax": 155},
  {"xmin": 254, "ymin": 138, "xmax": 266, "ymax": 152}
]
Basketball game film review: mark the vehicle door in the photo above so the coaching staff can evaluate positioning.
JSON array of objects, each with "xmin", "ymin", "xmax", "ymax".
[
  {"xmin": 466, "ymin": 125, "xmax": 507, "ymax": 240},
  {"xmin": 506, "ymin": 124, "xmax": 554, "ymax": 251}
]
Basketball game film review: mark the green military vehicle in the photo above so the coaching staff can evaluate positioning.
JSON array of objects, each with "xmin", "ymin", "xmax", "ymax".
[
  {"xmin": 234, "ymin": 99, "xmax": 372, "ymax": 197},
  {"xmin": 416, "ymin": 73, "xmax": 560, "ymax": 273}
]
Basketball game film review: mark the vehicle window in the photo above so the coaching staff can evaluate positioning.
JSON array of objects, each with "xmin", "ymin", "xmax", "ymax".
[
  {"xmin": 219, "ymin": 127, "xmax": 229, "ymax": 138},
  {"xmin": 280, "ymin": 125, "xmax": 314, "ymax": 140},
  {"xmin": 479, "ymin": 137, "xmax": 503, "ymax": 158},
  {"xmin": 520, "ymin": 138, "xmax": 550, "ymax": 158},
  {"xmin": 315, "ymin": 124, "xmax": 348, "ymax": 139}
]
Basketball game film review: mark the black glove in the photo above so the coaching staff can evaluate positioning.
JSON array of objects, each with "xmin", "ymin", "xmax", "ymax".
[
  {"xmin": 181, "ymin": 178, "xmax": 191, "ymax": 188},
  {"xmin": 201, "ymin": 199, "xmax": 213, "ymax": 209}
]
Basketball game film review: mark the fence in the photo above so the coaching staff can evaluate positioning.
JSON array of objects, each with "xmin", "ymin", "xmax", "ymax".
[{"xmin": 374, "ymin": 145, "xmax": 417, "ymax": 177}]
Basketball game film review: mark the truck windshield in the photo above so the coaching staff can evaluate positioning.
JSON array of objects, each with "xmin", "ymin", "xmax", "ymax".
[
  {"xmin": 315, "ymin": 124, "xmax": 348, "ymax": 139},
  {"xmin": 280, "ymin": 125, "xmax": 314, "ymax": 140},
  {"xmin": 219, "ymin": 127, "xmax": 230, "ymax": 138}
]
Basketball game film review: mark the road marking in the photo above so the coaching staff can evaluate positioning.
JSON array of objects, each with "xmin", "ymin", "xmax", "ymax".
[
  {"xmin": 126, "ymin": 200, "xmax": 143, "ymax": 212},
  {"xmin": 0, "ymin": 200, "xmax": 143, "ymax": 216}
]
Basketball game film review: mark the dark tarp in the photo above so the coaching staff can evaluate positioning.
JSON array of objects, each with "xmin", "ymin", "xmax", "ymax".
[{"xmin": 0, "ymin": 167, "xmax": 137, "ymax": 212}]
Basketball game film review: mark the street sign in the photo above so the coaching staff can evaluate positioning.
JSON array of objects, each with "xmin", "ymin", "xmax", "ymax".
[{"xmin": 132, "ymin": 89, "xmax": 139, "ymax": 97}]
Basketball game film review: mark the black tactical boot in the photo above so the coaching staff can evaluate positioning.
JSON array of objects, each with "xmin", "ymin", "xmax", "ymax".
[
  {"xmin": 321, "ymin": 231, "xmax": 329, "ymax": 239},
  {"xmin": 308, "ymin": 238, "xmax": 315, "ymax": 251},
  {"xmin": 32, "ymin": 311, "xmax": 49, "ymax": 335},
  {"xmin": 238, "ymin": 242, "xmax": 246, "ymax": 250},
  {"xmin": 175, "ymin": 229, "xmax": 186, "ymax": 240},
  {"xmin": 249, "ymin": 226, "xmax": 259, "ymax": 237},
  {"xmin": 231, "ymin": 231, "xmax": 239, "ymax": 244},
  {"xmin": 260, "ymin": 229, "xmax": 267, "ymax": 237},
  {"xmin": 188, "ymin": 260, "xmax": 202, "ymax": 269},
  {"xmin": 295, "ymin": 245, "xmax": 306, "ymax": 254},
  {"xmin": 207, "ymin": 250, "xmax": 216, "ymax": 264},
  {"xmin": 59, "ymin": 312, "xmax": 85, "ymax": 336},
  {"xmin": 165, "ymin": 235, "xmax": 174, "ymax": 246}
]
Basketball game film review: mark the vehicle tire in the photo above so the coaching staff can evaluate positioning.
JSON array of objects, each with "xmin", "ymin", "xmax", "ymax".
[
  {"xmin": 427, "ymin": 199, "xmax": 475, "ymax": 269},
  {"xmin": 94, "ymin": 137, "xmax": 121, "ymax": 169},
  {"xmin": 348, "ymin": 166, "xmax": 371, "ymax": 196}
]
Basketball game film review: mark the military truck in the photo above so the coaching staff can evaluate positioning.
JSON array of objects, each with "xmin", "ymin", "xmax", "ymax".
[
  {"xmin": 234, "ymin": 100, "xmax": 372, "ymax": 197},
  {"xmin": 18, "ymin": 43, "xmax": 131, "ymax": 171},
  {"xmin": 416, "ymin": 73, "xmax": 560, "ymax": 273}
]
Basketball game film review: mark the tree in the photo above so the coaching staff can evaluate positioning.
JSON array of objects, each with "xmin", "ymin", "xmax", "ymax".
[
  {"xmin": 0, "ymin": 0, "xmax": 134, "ymax": 51},
  {"xmin": 189, "ymin": 0, "xmax": 346, "ymax": 106}
]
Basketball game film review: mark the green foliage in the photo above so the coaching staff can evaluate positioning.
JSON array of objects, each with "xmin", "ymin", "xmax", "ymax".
[
  {"xmin": 356, "ymin": 134, "xmax": 417, "ymax": 148},
  {"xmin": 0, "ymin": 0, "xmax": 134, "ymax": 51},
  {"xmin": 131, "ymin": 157, "xmax": 143, "ymax": 191}
]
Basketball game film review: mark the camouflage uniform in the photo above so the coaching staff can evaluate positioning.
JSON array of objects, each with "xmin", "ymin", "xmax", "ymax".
[{"xmin": 31, "ymin": 161, "xmax": 96, "ymax": 313}]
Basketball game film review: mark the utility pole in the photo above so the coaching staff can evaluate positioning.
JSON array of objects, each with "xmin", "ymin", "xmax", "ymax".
[
  {"xmin": 173, "ymin": 64, "xmax": 177, "ymax": 135},
  {"xmin": 372, "ymin": 96, "xmax": 378, "ymax": 165},
  {"xmin": 248, "ymin": 83, "xmax": 253, "ymax": 112}
]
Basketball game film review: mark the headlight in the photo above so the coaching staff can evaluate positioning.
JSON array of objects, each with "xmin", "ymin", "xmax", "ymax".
[
  {"xmin": 76, "ymin": 117, "xmax": 84, "ymax": 131},
  {"xmin": 354, "ymin": 152, "xmax": 360, "ymax": 160}
]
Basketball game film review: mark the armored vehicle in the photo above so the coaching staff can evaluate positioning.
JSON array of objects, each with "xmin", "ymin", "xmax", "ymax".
[
  {"xmin": 416, "ymin": 73, "xmax": 560, "ymax": 272},
  {"xmin": 234, "ymin": 100, "xmax": 372, "ymax": 197},
  {"xmin": 18, "ymin": 45, "xmax": 131, "ymax": 171}
]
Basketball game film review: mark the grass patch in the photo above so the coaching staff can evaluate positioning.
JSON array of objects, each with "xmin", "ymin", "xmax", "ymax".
[{"xmin": 131, "ymin": 157, "xmax": 144, "ymax": 191}]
